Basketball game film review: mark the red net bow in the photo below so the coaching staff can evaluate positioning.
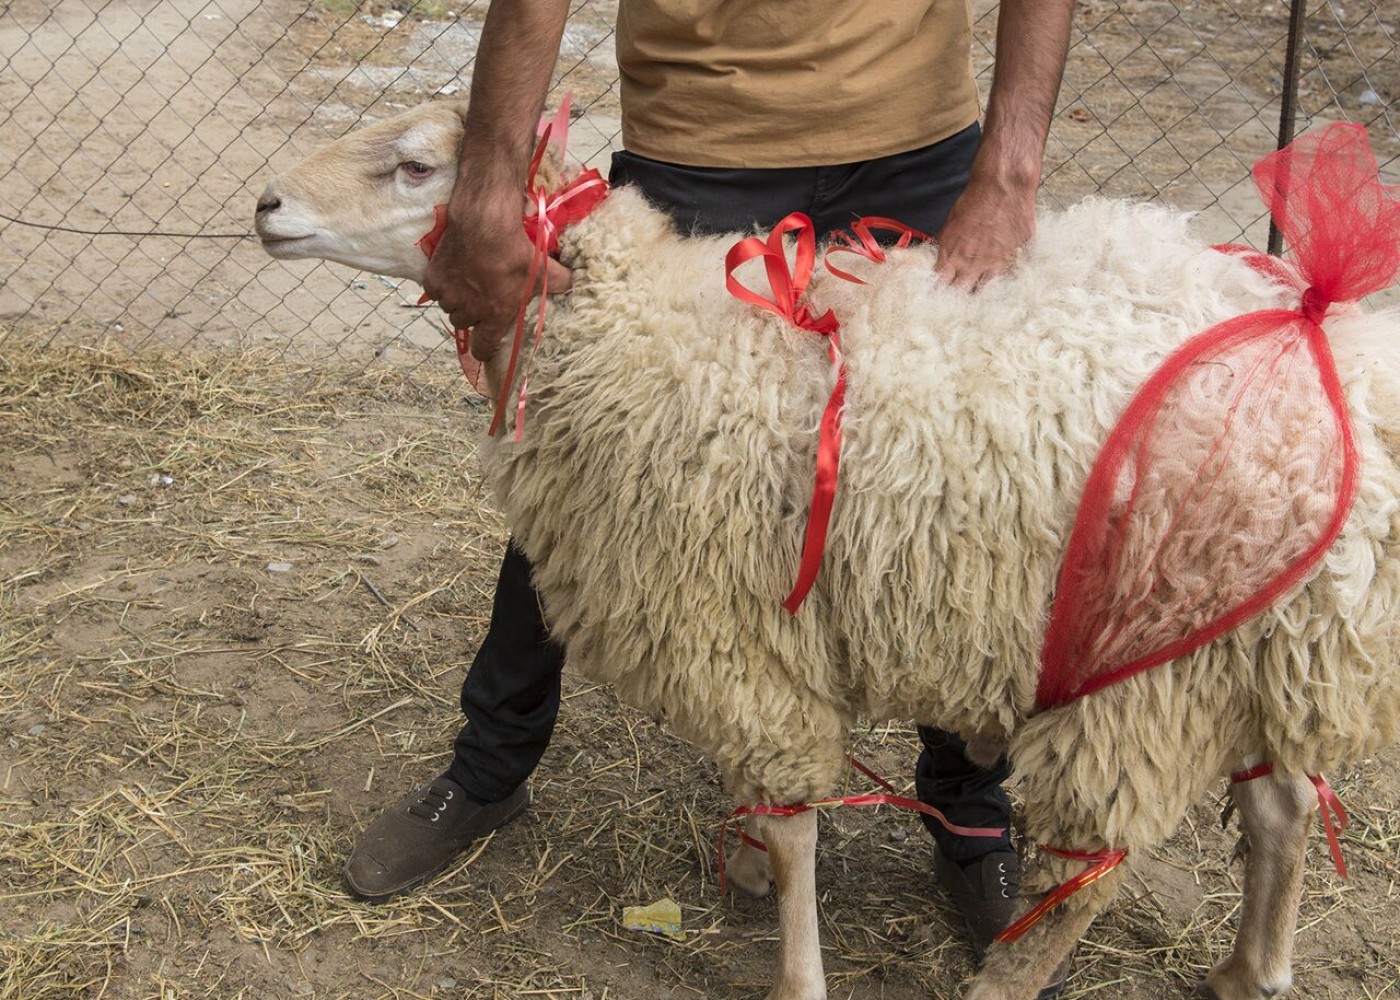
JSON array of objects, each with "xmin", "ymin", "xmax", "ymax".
[{"xmin": 1037, "ymin": 123, "xmax": 1400, "ymax": 711}]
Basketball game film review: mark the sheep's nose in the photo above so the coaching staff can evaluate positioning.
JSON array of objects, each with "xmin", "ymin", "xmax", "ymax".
[{"xmin": 255, "ymin": 189, "xmax": 282, "ymax": 215}]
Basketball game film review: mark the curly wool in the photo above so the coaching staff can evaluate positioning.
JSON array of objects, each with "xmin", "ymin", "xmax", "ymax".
[{"xmin": 483, "ymin": 186, "xmax": 1400, "ymax": 856}]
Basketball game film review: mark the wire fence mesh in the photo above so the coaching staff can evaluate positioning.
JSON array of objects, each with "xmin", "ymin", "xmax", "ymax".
[{"xmin": 1, "ymin": 0, "xmax": 1397, "ymax": 371}]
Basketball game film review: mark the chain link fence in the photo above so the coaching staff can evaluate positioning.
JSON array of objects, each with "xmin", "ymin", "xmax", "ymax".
[{"xmin": 1, "ymin": 0, "xmax": 1397, "ymax": 370}]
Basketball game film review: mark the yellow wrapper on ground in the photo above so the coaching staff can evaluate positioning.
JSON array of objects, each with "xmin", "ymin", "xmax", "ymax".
[{"xmin": 621, "ymin": 898, "xmax": 683, "ymax": 940}]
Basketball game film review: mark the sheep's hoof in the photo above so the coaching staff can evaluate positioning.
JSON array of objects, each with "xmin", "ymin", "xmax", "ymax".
[
  {"xmin": 725, "ymin": 843, "xmax": 774, "ymax": 898},
  {"xmin": 1200, "ymin": 960, "xmax": 1293, "ymax": 1000}
]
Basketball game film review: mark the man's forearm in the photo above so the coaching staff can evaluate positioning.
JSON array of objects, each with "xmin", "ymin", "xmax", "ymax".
[
  {"xmin": 975, "ymin": 0, "xmax": 1075, "ymax": 189},
  {"xmin": 456, "ymin": 0, "xmax": 572, "ymax": 206}
]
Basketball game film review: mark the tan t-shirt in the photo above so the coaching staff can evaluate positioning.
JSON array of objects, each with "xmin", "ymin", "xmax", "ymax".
[{"xmin": 616, "ymin": 0, "xmax": 980, "ymax": 168}]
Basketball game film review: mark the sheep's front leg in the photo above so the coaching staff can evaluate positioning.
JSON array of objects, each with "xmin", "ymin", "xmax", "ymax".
[
  {"xmin": 1201, "ymin": 771, "xmax": 1314, "ymax": 1000},
  {"xmin": 760, "ymin": 809, "xmax": 825, "ymax": 1000},
  {"xmin": 727, "ymin": 814, "xmax": 775, "ymax": 897}
]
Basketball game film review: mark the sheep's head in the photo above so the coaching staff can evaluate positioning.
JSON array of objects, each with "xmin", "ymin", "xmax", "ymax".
[{"xmin": 254, "ymin": 102, "xmax": 467, "ymax": 282}]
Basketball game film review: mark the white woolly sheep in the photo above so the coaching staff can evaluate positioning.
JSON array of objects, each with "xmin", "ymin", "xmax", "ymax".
[{"xmin": 255, "ymin": 102, "xmax": 1400, "ymax": 1000}]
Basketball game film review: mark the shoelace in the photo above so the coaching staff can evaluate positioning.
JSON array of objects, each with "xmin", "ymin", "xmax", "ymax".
[{"xmin": 407, "ymin": 783, "xmax": 455, "ymax": 822}]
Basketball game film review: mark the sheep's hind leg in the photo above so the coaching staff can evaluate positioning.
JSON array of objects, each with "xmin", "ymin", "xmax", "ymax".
[
  {"xmin": 1200, "ymin": 771, "xmax": 1314, "ymax": 1000},
  {"xmin": 760, "ymin": 809, "xmax": 826, "ymax": 1000},
  {"xmin": 966, "ymin": 862, "xmax": 1124, "ymax": 1000},
  {"xmin": 727, "ymin": 814, "xmax": 774, "ymax": 897}
]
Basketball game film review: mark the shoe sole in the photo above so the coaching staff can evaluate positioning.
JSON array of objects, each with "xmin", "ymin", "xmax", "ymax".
[{"xmin": 342, "ymin": 788, "xmax": 531, "ymax": 904}]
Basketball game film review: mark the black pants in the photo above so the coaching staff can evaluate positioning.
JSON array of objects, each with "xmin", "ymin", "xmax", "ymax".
[{"xmin": 450, "ymin": 124, "xmax": 1012, "ymax": 862}]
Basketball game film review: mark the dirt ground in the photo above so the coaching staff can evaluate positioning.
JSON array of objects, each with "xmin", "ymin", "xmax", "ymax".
[
  {"xmin": 1, "ymin": 340, "xmax": 1398, "ymax": 1000},
  {"xmin": 3, "ymin": 0, "xmax": 1400, "ymax": 998}
]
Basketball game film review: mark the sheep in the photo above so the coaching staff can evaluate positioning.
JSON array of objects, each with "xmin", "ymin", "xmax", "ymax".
[{"xmin": 254, "ymin": 100, "xmax": 1400, "ymax": 1000}]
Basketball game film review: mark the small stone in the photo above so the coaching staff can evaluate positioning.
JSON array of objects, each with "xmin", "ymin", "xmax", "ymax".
[
  {"xmin": 117, "ymin": 495, "xmax": 137, "ymax": 506},
  {"xmin": 1360, "ymin": 89, "xmax": 1384, "ymax": 106},
  {"xmin": 350, "ymin": 554, "xmax": 381, "ymax": 565},
  {"xmin": 378, "ymin": 535, "xmax": 399, "ymax": 550},
  {"xmin": 28, "ymin": 724, "xmax": 46, "ymax": 736},
  {"xmin": 266, "ymin": 562, "xmax": 294, "ymax": 574},
  {"xmin": 436, "ymin": 979, "xmax": 458, "ymax": 990}
]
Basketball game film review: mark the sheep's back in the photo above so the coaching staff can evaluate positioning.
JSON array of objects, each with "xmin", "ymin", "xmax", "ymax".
[
  {"xmin": 484, "ymin": 190, "xmax": 1400, "ymax": 803},
  {"xmin": 820, "ymin": 199, "xmax": 1301, "ymax": 732}
]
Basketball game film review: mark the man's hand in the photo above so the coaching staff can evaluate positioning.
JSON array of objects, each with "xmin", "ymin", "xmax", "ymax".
[
  {"xmin": 421, "ymin": 0, "xmax": 573, "ymax": 363},
  {"xmin": 936, "ymin": 0, "xmax": 1073, "ymax": 292},
  {"xmin": 423, "ymin": 193, "xmax": 573, "ymax": 363},
  {"xmin": 933, "ymin": 173, "xmax": 1037, "ymax": 292}
]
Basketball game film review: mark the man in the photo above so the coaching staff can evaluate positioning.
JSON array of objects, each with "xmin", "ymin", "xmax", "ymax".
[{"xmin": 346, "ymin": 0, "xmax": 1074, "ymax": 992}]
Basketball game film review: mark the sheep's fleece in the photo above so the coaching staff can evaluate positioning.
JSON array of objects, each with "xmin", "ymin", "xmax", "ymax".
[{"xmin": 486, "ymin": 185, "xmax": 1400, "ymax": 858}]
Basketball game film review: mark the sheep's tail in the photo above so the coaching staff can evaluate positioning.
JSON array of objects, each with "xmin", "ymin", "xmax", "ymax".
[{"xmin": 1036, "ymin": 123, "xmax": 1400, "ymax": 712}]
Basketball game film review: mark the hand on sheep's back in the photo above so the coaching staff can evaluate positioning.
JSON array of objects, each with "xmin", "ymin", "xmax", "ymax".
[
  {"xmin": 424, "ymin": 188, "xmax": 574, "ymax": 362},
  {"xmin": 933, "ymin": 169, "xmax": 1037, "ymax": 291}
]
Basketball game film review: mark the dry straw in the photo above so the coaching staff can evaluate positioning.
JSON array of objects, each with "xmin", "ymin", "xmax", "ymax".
[{"xmin": 1, "ymin": 331, "xmax": 1396, "ymax": 999}]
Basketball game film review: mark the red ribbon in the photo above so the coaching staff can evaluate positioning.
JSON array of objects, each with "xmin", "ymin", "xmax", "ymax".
[
  {"xmin": 994, "ymin": 845, "xmax": 1129, "ymax": 944},
  {"xmin": 490, "ymin": 127, "xmax": 609, "ymax": 440},
  {"xmin": 1229, "ymin": 763, "xmax": 1350, "ymax": 879},
  {"xmin": 824, "ymin": 216, "xmax": 930, "ymax": 284},
  {"xmin": 1211, "ymin": 242, "xmax": 1300, "ymax": 289},
  {"xmin": 416, "ymin": 207, "xmax": 484, "ymax": 387},
  {"xmin": 416, "ymin": 108, "xmax": 609, "ymax": 437},
  {"xmin": 715, "ymin": 753, "xmax": 1006, "ymax": 895},
  {"xmin": 1310, "ymin": 774, "xmax": 1350, "ymax": 879},
  {"xmin": 725, "ymin": 213, "xmax": 843, "ymax": 614}
]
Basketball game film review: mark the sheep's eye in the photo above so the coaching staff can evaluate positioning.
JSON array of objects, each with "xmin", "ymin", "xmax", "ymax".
[{"xmin": 400, "ymin": 160, "xmax": 435, "ymax": 181}]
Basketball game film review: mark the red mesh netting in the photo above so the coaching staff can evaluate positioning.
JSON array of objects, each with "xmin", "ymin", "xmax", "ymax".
[{"xmin": 1036, "ymin": 123, "xmax": 1400, "ymax": 711}]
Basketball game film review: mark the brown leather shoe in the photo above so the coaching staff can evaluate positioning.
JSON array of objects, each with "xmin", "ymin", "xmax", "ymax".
[
  {"xmin": 934, "ymin": 846, "xmax": 1073, "ymax": 998},
  {"xmin": 343, "ymin": 777, "xmax": 530, "ymax": 903}
]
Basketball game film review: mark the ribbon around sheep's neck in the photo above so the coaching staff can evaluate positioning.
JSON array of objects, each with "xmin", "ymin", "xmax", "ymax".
[
  {"xmin": 1034, "ymin": 122, "xmax": 1400, "ymax": 713},
  {"xmin": 490, "ymin": 128, "xmax": 609, "ymax": 440},
  {"xmin": 725, "ymin": 213, "xmax": 843, "ymax": 614},
  {"xmin": 417, "ymin": 100, "xmax": 608, "ymax": 439},
  {"xmin": 1231, "ymin": 763, "xmax": 1350, "ymax": 879}
]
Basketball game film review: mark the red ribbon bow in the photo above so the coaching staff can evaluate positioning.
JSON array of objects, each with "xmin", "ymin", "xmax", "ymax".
[{"xmin": 725, "ymin": 213, "xmax": 843, "ymax": 614}]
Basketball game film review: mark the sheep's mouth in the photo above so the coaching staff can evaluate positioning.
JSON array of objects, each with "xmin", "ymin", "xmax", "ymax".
[{"xmin": 259, "ymin": 233, "xmax": 318, "ymax": 258}]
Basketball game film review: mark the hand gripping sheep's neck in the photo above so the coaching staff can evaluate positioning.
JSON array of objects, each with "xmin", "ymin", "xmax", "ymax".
[{"xmin": 418, "ymin": 119, "xmax": 609, "ymax": 439}]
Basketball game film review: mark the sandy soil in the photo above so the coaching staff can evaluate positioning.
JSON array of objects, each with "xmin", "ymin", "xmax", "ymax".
[{"xmin": 2, "ymin": 1, "xmax": 1399, "ymax": 998}]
